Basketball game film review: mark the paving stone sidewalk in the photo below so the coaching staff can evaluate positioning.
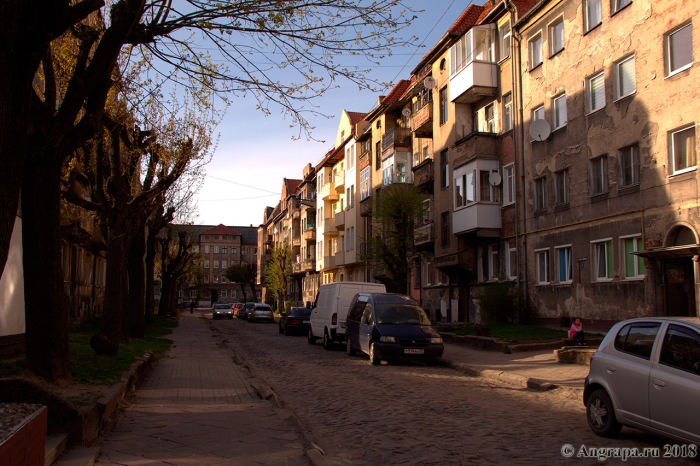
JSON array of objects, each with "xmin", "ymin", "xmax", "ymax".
[
  {"xmin": 96, "ymin": 312, "xmax": 310, "ymax": 466},
  {"xmin": 441, "ymin": 343, "xmax": 589, "ymax": 389}
]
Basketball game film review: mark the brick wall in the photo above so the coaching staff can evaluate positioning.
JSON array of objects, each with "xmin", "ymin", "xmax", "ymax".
[{"xmin": 0, "ymin": 406, "xmax": 47, "ymax": 466}]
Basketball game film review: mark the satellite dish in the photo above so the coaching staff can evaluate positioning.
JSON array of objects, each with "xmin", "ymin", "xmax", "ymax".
[
  {"xmin": 529, "ymin": 119, "xmax": 551, "ymax": 141},
  {"xmin": 423, "ymin": 76, "xmax": 436, "ymax": 89},
  {"xmin": 489, "ymin": 171, "xmax": 502, "ymax": 186},
  {"xmin": 402, "ymin": 107, "xmax": 412, "ymax": 117}
]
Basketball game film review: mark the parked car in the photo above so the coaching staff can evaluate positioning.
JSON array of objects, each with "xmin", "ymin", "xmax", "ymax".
[
  {"xmin": 345, "ymin": 293, "xmax": 443, "ymax": 366},
  {"xmin": 248, "ymin": 304, "xmax": 274, "ymax": 323},
  {"xmin": 279, "ymin": 307, "xmax": 312, "ymax": 335},
  {"xmin": 231, "ymin": 302, "xmax": 245, "ymax": 318},
  {"xmin": 239, "ymin": 302, "xmax": 257, "ymax": 320},
  {"xmin": 584, "ymin": 317, "xmax": 700, "ymax": 444},
  {"xmin": 212, "ymin": 303, "xmax": 233, "ymax": 320},
  {"xmin": 308, "ymin": 282, "xmax": 386, "ymax": 349}
]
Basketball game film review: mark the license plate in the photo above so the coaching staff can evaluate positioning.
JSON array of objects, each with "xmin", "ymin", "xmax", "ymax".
[{"xmin": 404, "ymin": 349, "xmax": 424, "ymax": 354}]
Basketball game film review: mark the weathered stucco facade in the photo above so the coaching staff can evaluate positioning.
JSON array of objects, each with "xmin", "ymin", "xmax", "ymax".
[{"xmin": 518, "ymin": 0, "xmax": 699, "ymax": 323}]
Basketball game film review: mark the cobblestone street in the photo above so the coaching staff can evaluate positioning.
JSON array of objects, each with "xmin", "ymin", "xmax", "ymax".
[{"xmin": 214, "ymin": 316, "xmax": 696, "ymax": 466}]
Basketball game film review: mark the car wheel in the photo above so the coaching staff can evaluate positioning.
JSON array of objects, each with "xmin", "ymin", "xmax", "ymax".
[
  {"xmin": 308, "ymin": 328, "xmax": 317, "ymax": 345},
  {"xmin": 346, "ymin": 338, "xmax": 356, "ymax": 356},
  {"xmin": 369, "ymin": 342, "xmax": 381, "ymax": 365},
  {"xmin": 586, "ymin": 389, "xmax": 622, "ymax": 438},
  {"xmin": 323, "ymin": 330, "xmax": 333, "ymax": 350}
]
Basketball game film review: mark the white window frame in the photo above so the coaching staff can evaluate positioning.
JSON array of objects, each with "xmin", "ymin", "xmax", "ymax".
[
  {"xmin": 591, "ymin": 238, "xmax": 614, "ymax": 282},
  {"xmin": 190, "ymin": 290, "xmax": 197, "ymax": 298},
  {"xmin": 204, "ymin": 245, "xmax": 210, "ymax": 253},
  {"xmin": 552, "ymin": 93, "xmax": 567, "ymax": 130},
  {"xmin": 620, "ymin": 234, "xmax": 645, "ymax": 280},
  {"xmin": 529, "ymin": 33, "xmax": 542, "ymax": 69},
  {"xmin": 665, "ymin": 23, "xmax": 693, "ymax": 77},
  {"xmin": 535, "ymin": 248, "xmax": 550, "ymax": 285},
  {"xmin": 549, "ymin": 17, "xmax": 564, "ymax": 56},
  {"xmin": 360, "ymin": 167, "xmax": 370, "ymax": 201},
  {"xmin": 555, "ymin": 245, "xmax": 573, "ymax": 284},
  {"xmin": 487, "ymin": 244, "xmax": 499, "ymax": 281},
  {"xmin": 214, "ymin": 246, "xmax": 220, "ymax": 254},
  {"xmin": 422, "ymin": 198, "xmax": 432, "ymax": 223},
  {"xmin": 222, "ymin": 260, "xmax": 227, "ymax": 268},
  {"xmin": 221, "ymin": 289, "xmax": 227, "ymax": 298},
  {"xmin": 204, "ymin": 260, "xmax": 210, "ymax": 269},
  {"xmin": 618, "ymin": 144, "xmax": 640, "ymax": 187},
  {"xmin": 505, "ymin": 240, "xmax": 517, "ymax": 280},
  {"xmin": 670, "ymin": 124, "xmax": 697, "ymax": 175},
  {"xmin": 500, "ymin": 21, "xmax": 511, "ymax": 61},
  {"xmin": 503, "ymin": 163, "xmax": 515, "ymax": 206},
  {"xmin": 584, "ymin": 0, "xmax": 602, "ymax": 33},
  {"xmin": 502, "ymin": 93, "xmax": 512, "ymax": 132},
  {"xmin": 213, "ymin": 260, "xmax": 220, "ymax": 269},
  {"xmin": 554, "ymin": 169, "xmax": 569, "ymax": 205},
  {"xmin": 590, "ymin": 156, "xmax": 609, "ymax": 196},
  {"xmin": 614, "ymin": 55, "xmax": 636, "ymax": 100},
  {"xmin": 586, "ymin": 72, "xmax": 606, "ymax": 114}
]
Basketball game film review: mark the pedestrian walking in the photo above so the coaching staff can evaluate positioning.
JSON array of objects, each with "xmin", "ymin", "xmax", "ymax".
[{"xmin": 190, "ymin": 300, "xmax": 195, "ymax": 314}]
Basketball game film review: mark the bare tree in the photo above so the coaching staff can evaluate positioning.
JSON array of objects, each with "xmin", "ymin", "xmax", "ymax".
[{"xmin": 264, "ymin": 243, "xmax": 293, "ymax": 310}]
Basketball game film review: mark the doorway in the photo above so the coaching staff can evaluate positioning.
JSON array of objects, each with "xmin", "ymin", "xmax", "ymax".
[{"xmin": 664, "ymin": 259, "xmax": 695, "ymax": 317}]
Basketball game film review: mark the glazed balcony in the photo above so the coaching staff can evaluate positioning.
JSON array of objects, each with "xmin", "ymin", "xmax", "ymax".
[
  {"xmin": 412, "ymin": 158, "xmax": 434, "ymax": 194},
  {"xmin": 323, "ymin": 255, "xmax": 336, "ymax": 269},
  {"xmin": 410, "ymin": 103, "xmax": 433, "ymax": 138},
  {"xmin": 449, "ymin": 61, "xmax": 497, "ymax": 104},
  {"xmin": 414, "ymin": 222, "xmax": 435, "ymax": 247},
  {"xmin": 453, "ymin": 203, "xmax": 501, "ymax": 234},
  {"xmin": 335, "ymin": 250, "xmax": 345, "ymax": 266},
  {"xmin": 382, "ymin": 127, "xmax": 412, "ymax": 154},
  {"xmin": 320, "ymin": 181, "xmax": 338, "ymax": 201},
  {"xmin": 323, "ymin": 217, "xmax": 338, "ymax": 236},
  {"xmin": 334, "ymin": 210, "xmax": 345, "ymax": 230}
]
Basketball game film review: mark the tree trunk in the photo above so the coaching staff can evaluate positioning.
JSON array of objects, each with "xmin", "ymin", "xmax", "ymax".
[
  {"xmin": 159, "ymin": 276, "xmax": 171, "ymax": 317},
  {"xmin": 144, "ymin": 228, "xmax": 158, "ymax": 327},
  {"xmin": 127, "ymin": 226, "xmax": 146, "ymax": 338},
  {"xmin": 21, "ymin": 150, "xmax": 71, "ymax": 381}
]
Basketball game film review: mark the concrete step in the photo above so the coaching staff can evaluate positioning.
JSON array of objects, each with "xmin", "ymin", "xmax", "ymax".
[
  {"xmin": 53, "ymin": 447, "xmax": 100, "ymax": 466},
  {"xmin": 44, "ymin": 433, "xmax": 68, "ymax": 466}
]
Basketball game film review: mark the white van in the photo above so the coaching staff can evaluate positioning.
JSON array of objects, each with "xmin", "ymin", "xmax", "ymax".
[{"xmin": 308, "ymin": 282, "xmax": 386, "ymax": 350}]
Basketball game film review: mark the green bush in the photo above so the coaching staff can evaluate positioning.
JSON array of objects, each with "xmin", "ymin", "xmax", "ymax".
[
  {"xmin": 478, "ymin": 280, "xmax": 519, "ymax": 323},
  {"xmin": 284, "ymin": 301, "xmax": 298, "ymax": 312}
]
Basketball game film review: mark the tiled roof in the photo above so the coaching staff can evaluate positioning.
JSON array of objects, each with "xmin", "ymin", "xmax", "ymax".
[
  {"xmin": 512, "ymin": 0, "xmax": 540, "ymax": 17},
  {"xmin": 200, "ymin": 224, "xmax": 242, "ymax": 236},
  {"xmin": 347, "ymin": 111, "xmax": 367, "ymax": 126},
  {"xmin": 233, "ymin": 226, "xmax": 259, "ymax": 245},
  {"xmin": 382, "ymin": 80, "xmax": 411, "ymax": 106},
  {"xmin": 449, "ymin": 4, "xmax": 485, "ymax": 36},
  {"xmin": 284, "ymin": 178, "xmax": 302, "ymax": 197}
]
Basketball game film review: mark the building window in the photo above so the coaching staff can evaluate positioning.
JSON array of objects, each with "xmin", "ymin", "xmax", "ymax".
[
  {"xmin": 242, "ymin": 246, "xmax": 249, "ymax": 255},
  {"xmin": 611, "ymin": 0, "xmax": 631, "ymax": 14},
  {"xmin": 360, "ymin": 167, "xmax": 370, "ymax": 200},
  {"xmin": 214, "ymin": 246, "xmax": 220, "ymax": 254},
  {"xmin": 204, "ymin": 245, "xmax": 210, "ymax": 253},
  {"xmin": 590, "ymin": 156, "xmax": 609, "ymax": 195},
  {"xmin": 455, "ymin": 170, "xmax": 475, "ymax": 208},
  {"xmin": 529, "ymin": 34, "xmax": 542, "ymax": 69},
  {"xmin": 503, "ymin": 164, "xmax": 515, "ymax": 205},
  {"xmin": 204, "ymin": 260, "xmax": 210, "ymax": 269},
  {"xmin": 532, "ymin": 105, "xmax": 545, "ymax": 138},
  {"xmin": 622, "ymin": 236, "xmax": 644, "ymax": 279},
  {"xmin": 221, "ymin": 290, "xmax": 227, "ymax": 298},
  {"xmin": 232, "ymin": 246, "xmax": 237, "ymax": 255},
  {"xmin": 178, "ymin": 289, "xmax": 183, "ymax": 298},
  {"xmin": 192, "ymin": 245, "xmax": 199, "ymax": 253},
  {"xmin": 533, "ymin": 177, "xmax": 546, "ymax": 211},
  {"xmin": 618, "ymin": 144, "xmax": 640, "ymax": 187},
  {"xmin": 502, "ymin": 94, "xmax": 512, "ymax": 132},
  {"xmin": 500, "ymin": 21, "xmax": 511, "ymax": 60},
  {"xmin": 665, "ymin": 23, "xmax": 693, "ymax": 76},
  {"xmin": 422, "ymin": 198, "xmax": 431, "ymax": 222},
  {"xmin": 549, "ymin": 18, "xmax": 564, "ymax": 56},
  {"xmin": 375, "ymin": 141, "xmax": 381, "ymax": 169},
  {"xmin": 592, "ymin": 239, "xmax": 613, "ymax": 281},
  {"xmin": 222, "ymin": 246, "xmax": 227, "ymax": 254},
  {"xmin": 441, "ymin": 212, "xmax": 450, "ymax": 248},
  {"xmin": 190, "ymin": 290, "xmax": 197, "ymax": 298},
  {"xmin": 556, "ymin": 245, "xmax": 573, "ymax": 283},
  {"xmin": 585, "ymin": 0, "xmax": 602, "ymax": 32},
  {"xmin": 222, "ymin": 260, "xmax": 227, "ymax": 268},
  {"xmin": 439, "ymin": 87, "xmax": 448, "ymax": 125},
  {"xmin": 214, "ymin": 260, "xmax": 220, "ymax": 269},
  {"xmin": 614, "ymin": 55, "xmax": 636, "ymax": 100},
  {"xmin": 441, "ymin": 149, "xmax": 449, "ymax": 189},
  {"xmin": 554, "ymin": 169, "xmax": 569, "ymax": 205},
  {"xmin": 204, "ymin": 275, "xmax": 209, "ymax": 283},
  {"xmin": 552, "ymin": 93, "xmax": 567, "ymax": 130},
  {"xmin": 480, "ymin": 170, "xmax": 499, "ymax": 203},
  {"xmin": 254, "ymin": 248, "xmax": 258, "ymax": 256},
  {"xmin": 485, "ymin": 104, "xmax": 495, "ymax": 133},
  {"xmin": 483, "ymin": 244, "xmax": 499, "ymax": 281},
  {"xmin": 214, "ymin": 275, "xmax": 219, "ymax": 283},
  {"xmin": 670, "ymin": 125, "xmax": 696, "ymax": 174},
  {"xmin": 536, "ymin": 249, "xmax": 549, "ymax": 285},
  {"xmin": 505, "ymin": 240, "xmax": 517, "ymax": 280},
  {"xmin": 586, "ymin": 72, "xmax": 605, "ymax": 113}
]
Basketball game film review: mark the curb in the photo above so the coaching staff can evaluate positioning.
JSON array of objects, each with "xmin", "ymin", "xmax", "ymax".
[
  {"xmin": 440, "ymin": 360, "xmax": 555, "ymax": 391},
  {"xmin": 203, "ymin": 314, "xmax": 328, "ymax": 465}
]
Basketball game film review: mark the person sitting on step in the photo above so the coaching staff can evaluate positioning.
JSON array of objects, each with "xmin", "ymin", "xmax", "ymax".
[{"xmin": 568, "ymin": 318, "xmax": 585, "ymax": 346}]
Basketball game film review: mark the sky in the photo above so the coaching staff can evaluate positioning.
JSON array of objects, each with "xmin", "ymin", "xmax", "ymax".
[{"xmin": 192, "ymin": 1, "xmax": 474, "ymax": 228}]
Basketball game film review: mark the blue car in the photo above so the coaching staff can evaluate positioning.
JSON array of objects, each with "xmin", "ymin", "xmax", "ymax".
[{"xmin": 345, "ymin": 293, "xmax": 443, "ymax": 365}]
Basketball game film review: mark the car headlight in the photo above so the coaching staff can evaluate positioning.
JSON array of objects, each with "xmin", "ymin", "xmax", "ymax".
[
  {"xmin": 430, "ymin": 337, "xmax": 443, "ymax": 344},
  {"xmin": 379, "ymin": 336, "xmax": 396, "ymax": 343}
]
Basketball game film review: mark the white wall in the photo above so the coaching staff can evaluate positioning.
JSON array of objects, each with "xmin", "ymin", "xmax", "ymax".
[{"xmin": 0, "ymin": 216, "xmax": 25, "ymax": 337}]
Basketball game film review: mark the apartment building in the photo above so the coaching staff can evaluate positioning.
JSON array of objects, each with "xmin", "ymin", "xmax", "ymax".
[{"xmin": 517, "ymin": 0, "xmax": 699, "ymax": 324}]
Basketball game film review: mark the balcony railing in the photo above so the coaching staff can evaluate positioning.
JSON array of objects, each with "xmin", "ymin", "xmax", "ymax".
[
  {"xmin": 382, "ymin": 127, "xmax": 412, "ymax": 153},
  {"xmin": 292, "ymin": 237, "xmax": 301, "ymax": 247},
  {"xmin": 414, "ymin": 222, "xmax": 435, "ymax": 247},
  {"xmin": 334, "ymin": 172, "xmax": 345, "ymax": 192},
  {"xmin": 410, "ymin": 103, "xmax": 433, "ymax": 138},
  {"xmin": 320, "ymin": 181, "xmax": 338, "ymax": 201},
  {"xmin": 449, "ymin": 61, "xmax": 498, "ymax": 104},
  {"xmin": 412, "ymin": 158, "xmax": 434, "ymax": 193},
  {"xmin": 453, "ymin": 132, "xmax": 499, "ymax": 166},
  {"xmin": 292, "ymin": 262, "xmax": 302, "ymax": 273},
  {"xmin": 323, "ymin": 255, "xmax": 336, "ymax": 269},
  {"xmin": 335, "ymin": 250, "xmax": 345, "ymax": 266},
  {"xmin": 334, "ymin": 210, "xmax": 345, "ymax": 230},
  {"xmin": 302, "ymin": 257, "xmax": 316, "ymax": 272},
  {"xmin": 323, "ymin": 217, "xmax": 338, "ymax": 236},
  {"xmin": 303, "ymin": 229, "xmax": 316, "ymax": 241}
]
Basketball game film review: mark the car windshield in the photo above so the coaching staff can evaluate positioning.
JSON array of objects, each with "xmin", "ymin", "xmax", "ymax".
[
  {"xmin": 375, "ymin": 304, "xmax": 431, "ymax": 325},
  {"xmin": 215, "ymin": 305, "xmax": 229, "ymax": 309},
  {"xmin": 290, "ymin": 308, "xmax": 312, "ymax": 317}
]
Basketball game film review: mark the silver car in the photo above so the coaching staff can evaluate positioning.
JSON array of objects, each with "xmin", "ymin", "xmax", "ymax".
[
  {"xmin": 248, "ymin": 304, "xmax": 274, "ymax": 323},
  {"xmin": 584, "ymin": 317, "xmax": 700, "ymax": 444},
  {"xmin": 212, "ymin": 303, "xmax": 233, "ymax": 320}
]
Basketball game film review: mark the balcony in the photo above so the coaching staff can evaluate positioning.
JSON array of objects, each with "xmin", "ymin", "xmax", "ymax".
[
  {"xmin": 323, "ymin": 217, "xmax": 338, "ymax": 236},
  {"xmin": 449, "ymin": 61, "xmax": 498, "ymax": 104},
  {"xmin": 453, "ymin": 203, "xmax": 502, "ymax": 234},
  {"xmin": 360, "ymin": 197, "xmax": 372, "ymax": 217},
  {"xmin": 303, "ymin": 228, "xmax": 316, "ymax": 241},
  {"xmin": 264, "ymin": 235, "xmax": 273, "ymax": 245},
  {"xmin": 292, "ymin": 236, "xmax": 301, "ymax": 247},
  {"xmin": 410, "ymin": 103, "xmax": 433, "ymax": 138},
  {"xmin": 453, "ymin": 132, "xmax": 499, "ymax": 167},
  {"xmin": 335, "ymin": 250, "xmax": 345, "ymax": 266},
  {"xmin": 292, "ymin": 262, "xmax": 302, "ymax": 273},
  {"xmin": 334, "ymin": 210, "xmax": 345, "ymax": 230},
  {"xmin": 323, "ymin": 255, "xmax": 336, "ymax": 269},
  {"xmin": 302, "ymin": 257, "xmax": 316, "ymax": 272},
  {"xmin": 412, "ymin": 158, "xmax": 434, "ymax": 194},
  {"xmin": 414, "ymin": 222, "xmax": 435, "ymax": 248},
  {"xmin": 334, "ymin": 172, "xmax": 345, "ymax": 192},
  {"xmin": 320, "ymin": 182, "xmax": 338, "ymax": 201},
  {"xmin": 382, "ymin": 127, "xmax": 412, "ymax": 154}
]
